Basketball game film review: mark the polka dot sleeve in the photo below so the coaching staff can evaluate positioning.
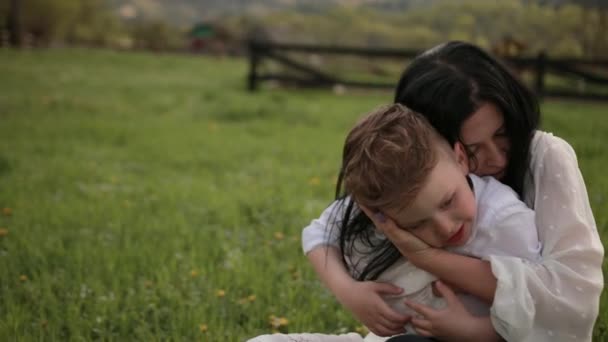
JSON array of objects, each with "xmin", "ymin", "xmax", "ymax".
[{"xmin": 488, "ymin": 132, "xmax": 604, "ymax": 341}]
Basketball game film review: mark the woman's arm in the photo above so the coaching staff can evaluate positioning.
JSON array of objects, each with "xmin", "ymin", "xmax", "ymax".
[
  {"xmin": 409, "ymin": 180, "xmax": 543, "ymax": 305},
  {"xmin": 306, "ymin": 246, "xmax": 357, "ymax": 301},
  {"xmin": 486, "ymin": 137, "xmax": 604, "ymax": 341},
  {"xmin": 302, "ymin": 201, "xmax": 410, "ymax": 336},
  {"xmin": 409, "ymin": 251, "xmax": 497, "ymax": 304},
  {"xmin": 406, "ymin": 281, "xmax": 503, "ymax": 342}
]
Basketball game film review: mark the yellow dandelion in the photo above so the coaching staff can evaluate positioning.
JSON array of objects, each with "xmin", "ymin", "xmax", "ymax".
[
  {"xmin": 308, "ymin": 177, "xmax": 320, "ymax": 186},
  {"xmin": 274, "ymin": 232, "xmax": 284, "ymax": 240},
  {"xmin": 144, "ymin": 280, "xmax": 153, "ymax": 288},
  {"xmin": 19, "ymin": 275, "xmax": 28, "ymax": 282},
  {"xmin": 2, "ymin": 207, "xmax": 12, "ymax": 216},
  {"xmin": 248, "ymin": 294, "xmax": 256, "ymax": 302},
  {"xmin": 216, "ymin": 289, "xmax": 226, "ymax": 297},
  {"xmin": 270, "ymin": 317, "xmax": 280, "ymax": 328},
  {"xmin": 355, "ymin": 326, "xmax": 368, "ymax": 335},
  {"xmin": 199, "ymin": 324, "xmax": 208, "ymax": 333},
  {"xmin": 190, "ymin": 270, "xmax": 199, "ymax": 277},
  {"xmin": 238, "ymin": 297, "xmax": 248, "ymax": 305},
  {"xmin": 269, "ymin": 315, "xmax": 289, "ymax": 328},
  {"xmin": 0, "ymin": 228, "xmax": 8, "ymax": 237}
]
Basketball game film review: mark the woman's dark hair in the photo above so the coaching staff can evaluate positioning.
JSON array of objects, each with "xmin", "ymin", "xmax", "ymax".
[{"xmin": 334, "ymin": 41, "xmax": 540, "ymax": 281}]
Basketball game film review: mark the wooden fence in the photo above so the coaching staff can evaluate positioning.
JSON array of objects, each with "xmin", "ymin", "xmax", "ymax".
[{"xmin": 247, "ymin": 40, "xmax": 608, "ymax": 101}]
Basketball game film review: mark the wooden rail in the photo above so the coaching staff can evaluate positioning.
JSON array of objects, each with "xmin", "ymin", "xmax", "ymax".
[{"xmin": 248, "ymin": 40, "xmax": 608, "ymax": 101}]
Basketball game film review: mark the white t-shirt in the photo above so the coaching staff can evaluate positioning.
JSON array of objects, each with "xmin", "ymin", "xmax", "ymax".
[
  {"xmin": 301, "ymin": 131, "xmax": 604, "ymax": 342},
  {"xmin": 357, "ymin": 174, "xmax": 540, "ymax": 340}
]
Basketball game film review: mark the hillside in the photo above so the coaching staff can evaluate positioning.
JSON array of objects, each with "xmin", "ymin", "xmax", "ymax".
[{"xmin": 107, "ymin": 0, "xmax": 436, "ymax": 26}]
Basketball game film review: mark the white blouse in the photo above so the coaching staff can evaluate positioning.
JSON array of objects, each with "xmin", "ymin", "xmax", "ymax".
[
  {"xmin": 299, "ymin": 130, "xmax": 604, "ymax": 342},
  {"xmin": 488, "ymin": 130, "xmax": 604, "ymax": 341}
]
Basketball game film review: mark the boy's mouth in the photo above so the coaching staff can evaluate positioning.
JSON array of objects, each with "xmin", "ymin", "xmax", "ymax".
[{"xmin": 447, "ymin": 224, "xmax": 465, "ymax": 244}]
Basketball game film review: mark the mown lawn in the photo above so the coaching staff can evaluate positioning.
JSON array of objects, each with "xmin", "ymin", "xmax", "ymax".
[{"xmin": 0, "ymin": 48, "xmax": 606, "ymax": 341}]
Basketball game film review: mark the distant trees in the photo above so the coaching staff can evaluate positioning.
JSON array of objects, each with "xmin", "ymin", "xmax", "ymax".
[
  {"xmin": 3, "ymin": 0, "xmax": 115, "ymax": 47},
  {"xmin": 1, "ymin": 0, "xmax": 185, "ymax": 50},
  {"xmin": 1, "ymin": 0, "xmax": 607, "ymax": 58},
  {"xmin": 7, "ymin": 0, "xmax": 22, "ymax": 47},
  {"xmin": 235, "ymin": 0, "xmax": 608, "ymax": 58}
]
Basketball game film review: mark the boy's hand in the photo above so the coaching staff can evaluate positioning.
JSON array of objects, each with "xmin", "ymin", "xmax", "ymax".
[
  {"xmin": 359, "ymin": 205, "xmax": 433, "ymax": 259},
  {"xmin": 337, "ymin": 280, "xmax": 411, "ymax": 336},
  {"xmin": 406, "ymin": 281, "xmax": 501, "ymax": 342}
]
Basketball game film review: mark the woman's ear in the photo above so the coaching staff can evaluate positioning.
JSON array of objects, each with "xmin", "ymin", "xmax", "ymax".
[{"xmin": 453, "ymin": 142, "xmax": 470, "ymax": 174}]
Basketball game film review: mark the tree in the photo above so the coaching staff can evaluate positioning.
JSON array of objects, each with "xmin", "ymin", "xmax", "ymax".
[{"xmin": 7, "ymin": 0, "xmax": 22, "ymax": 47}]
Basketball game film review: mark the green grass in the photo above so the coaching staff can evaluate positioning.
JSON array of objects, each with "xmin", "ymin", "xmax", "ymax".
[{"xmin": 0, "ymin": 48, "xmax": 606, "ymax": 341}]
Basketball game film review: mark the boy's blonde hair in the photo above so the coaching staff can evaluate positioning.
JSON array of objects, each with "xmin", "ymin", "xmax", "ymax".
[{"xmin": 343, "ymin": 104, "xmax": 447, "ymax": 212}]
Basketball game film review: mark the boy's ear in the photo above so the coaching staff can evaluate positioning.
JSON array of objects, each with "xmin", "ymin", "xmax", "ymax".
[{"xmin": 453, "ymin": 142, "xmax": 470, "ymax": 174}]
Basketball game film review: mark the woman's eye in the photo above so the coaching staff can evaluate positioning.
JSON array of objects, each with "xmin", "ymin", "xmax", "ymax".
[
  {"xmin": 466, "ymin": 144, "xmax": 480, "ymax": 154},
  {"xmin": 495, "ymin": 126, "xmax": 507, "ymax": 137}
]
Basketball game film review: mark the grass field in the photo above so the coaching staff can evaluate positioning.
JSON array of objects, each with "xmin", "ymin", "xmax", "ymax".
[{"xmin": 0, "ymin": 48, "xmax": 606, "ymax": 341}]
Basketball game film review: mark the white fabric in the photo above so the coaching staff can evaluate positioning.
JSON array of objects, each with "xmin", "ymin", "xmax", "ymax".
[
  {"xmin": 301, "ymin": 200, "xmax": 343, "ymax": 253},
  {"xmin": 488, "ymin": 131, "xmax": 604, "ymax": 341},
  {"xmin": 361, "ymin": 174, "xmax": 541, "ymax": 341},
  {"xmin": 300, "ymin": 131, "xmax": 604, "ymax": 341},
  {"xmin": 247, "ymin": 333, "xmax": 364, "ymax": 342}
]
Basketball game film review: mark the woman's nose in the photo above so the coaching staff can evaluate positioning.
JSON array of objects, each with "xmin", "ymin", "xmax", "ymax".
[{"xmin": 487, "ymin": 143, "xmax": 507, "ymax": 169}]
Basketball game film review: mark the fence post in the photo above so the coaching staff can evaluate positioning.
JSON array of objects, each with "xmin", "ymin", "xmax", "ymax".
[
  {"xmin": 535, "ymin": 51, "xmax": 546, "ymax": 98},
  {"xmin": 248, "ymin": 40, "xmax": 260, "ymax": 92}
]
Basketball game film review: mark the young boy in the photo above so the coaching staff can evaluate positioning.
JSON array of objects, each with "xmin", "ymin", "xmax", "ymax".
[
  {"xmin": 340, "ymin": 103, "xmax": 541, "ymax": 341},
  {"xmin": 250, "ymin": 104, "xmax": 541, "ymax": 342}
]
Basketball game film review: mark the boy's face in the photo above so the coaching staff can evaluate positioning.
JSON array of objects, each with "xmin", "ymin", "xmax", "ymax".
[{"xmin": 384, "ymin": 144, "xmax": 476, "ymax": 248}]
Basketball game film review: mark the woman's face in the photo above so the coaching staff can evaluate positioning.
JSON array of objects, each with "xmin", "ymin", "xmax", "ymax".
[{"xmin": 459, "ymin": 102, "xmax": 510, "ymax": 180}]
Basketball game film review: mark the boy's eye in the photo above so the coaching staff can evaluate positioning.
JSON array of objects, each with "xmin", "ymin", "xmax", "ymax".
[
  {"xmin": 440, "ymin": 194, "xmax": 455, "ymax": 209},
  {"xmin": 404, "ymin": 223, "xmax": 421, "ymax": 230},
  {"xmin": 402, "ymin": 219, "xmax": 425, "ymax": 230}
]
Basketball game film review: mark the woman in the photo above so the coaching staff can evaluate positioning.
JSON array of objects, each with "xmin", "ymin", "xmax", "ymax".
[{"xmin": 302, "ymin": 41, "xmax": 603, "ymax": 341}]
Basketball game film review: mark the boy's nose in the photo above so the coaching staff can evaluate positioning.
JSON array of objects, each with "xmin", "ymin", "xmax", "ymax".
[{"xmin": 435, "ymin": 215, "xmax": 456, "ymax": 238}]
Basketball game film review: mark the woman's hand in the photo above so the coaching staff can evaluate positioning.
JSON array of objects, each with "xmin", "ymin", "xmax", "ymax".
[
  {"xmin": 406, "ymin": 281, "xmax": 502, "ymax": 342},
  {"xmin": 337, "ymin": 280, "xmax": 412, "ymax": 336},
  {"xmin": 359, "ymin": 205, "xmax": 435, "ymax": 263}
]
